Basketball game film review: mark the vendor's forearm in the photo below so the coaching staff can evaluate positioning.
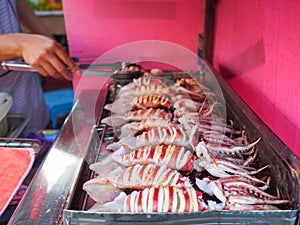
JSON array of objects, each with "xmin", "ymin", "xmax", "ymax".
[
  {"xmin": 0, "ymin": 33, "xmax": 81, "ymax": 79},
  {"xmin": 0, "ymin": 33, "xmax": 24, "ymax": 60}
]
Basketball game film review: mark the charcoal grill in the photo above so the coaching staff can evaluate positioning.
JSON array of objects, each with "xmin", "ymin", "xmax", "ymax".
[{"xmin": 7, "ymin": 61, "xmax": 300, "ymax": 225}]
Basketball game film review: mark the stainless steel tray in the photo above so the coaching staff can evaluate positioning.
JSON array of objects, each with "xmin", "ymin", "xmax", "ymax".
[
  {"xmin": 8, "ymin": 64, "xmax": 300, "ymax": 225},
  {"xmin": 63, "ymin": 70, "xmax": 299, "ymax": 224},
  {"xmin": 0, "ymin": 138, "xmax": 44, "ymax": 154},
  {"xmin": 0, "ymin": 138, "xmax": 46, "ymax": 223},
  {"xmin": 6, "ymin": 115, "xmax": 29, "ymax": 138},
  {"xmin": 63, "ymin": 210, "xmax": 299, "ymax": 225}
]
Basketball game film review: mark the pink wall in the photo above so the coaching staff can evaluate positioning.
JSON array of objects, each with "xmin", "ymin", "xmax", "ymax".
[
  {"xmin": 62, "ymin": 0, "xmax": 203, "ymax": 61},
  {"xmin": 212, "ymin": 0, "xmax": 300, "ymax": 157},
  {"xmin": 62, "ymin": 0, "xmax": 206, "ymax": 96}
]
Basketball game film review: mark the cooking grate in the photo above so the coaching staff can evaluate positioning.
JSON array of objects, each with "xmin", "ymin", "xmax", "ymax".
[{"xmin": 64, "ymin": 68, "xmax": 300, "ymax": 225}]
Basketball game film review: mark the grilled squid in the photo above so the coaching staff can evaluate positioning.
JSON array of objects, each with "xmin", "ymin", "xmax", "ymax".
[
  {"xmin": 94, "ymin": 145, "xmax": 198, "ymax": 172},
  {"xmin": 88, "ymin": 186, "xmax": 208, "ymax": 213},
  {"xmin": 83, "ymin": 164, "xmax": 194, "ymax": 204},
  {"xmin": 119, "ymin": 118, "xmax": 179, "ymax": 138},
  {"xmin": 105, "ymin": 95, "xmax": 172, "ymax": 114},
  {"xmin": 106, "ymin": 126, "xmax": 199, "ymax": 151},
  {"xmin": 196, "ymin": 176, "xmax": 291, "ymax": 209},
  {"xmin": 101, "ymin": 108, "xmax": 172, "ymax": 127},
  {"xmin": 84, "ymin": 64, "xmax": 292, "ymax": 213},
  {"xmin": 118, "ymin": 75, "xmax": 171, "ymax": 97},
  {"xmin": 88, "ymin": 163, "xmax": 192, "ymax": 190}
]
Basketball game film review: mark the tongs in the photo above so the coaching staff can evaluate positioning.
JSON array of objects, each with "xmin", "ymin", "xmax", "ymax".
[{"xmin": 1, "ymin": 60, "xmax": 124, "ymax": 76}]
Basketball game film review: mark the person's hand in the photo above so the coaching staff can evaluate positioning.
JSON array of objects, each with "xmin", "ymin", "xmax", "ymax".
[{"xmin": 21, "ymin": 34, "xmax": 81, "ymax": 80}]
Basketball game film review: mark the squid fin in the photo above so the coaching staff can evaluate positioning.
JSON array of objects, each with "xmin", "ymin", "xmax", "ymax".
[{"xmin": 83, "ymin": 176, "xmax": 122, "ymax": 204}]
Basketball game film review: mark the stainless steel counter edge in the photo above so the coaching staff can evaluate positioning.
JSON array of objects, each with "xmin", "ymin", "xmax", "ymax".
[{"xmin": 8, "ymin": 88, "xmax": 108, "ymax": 225}]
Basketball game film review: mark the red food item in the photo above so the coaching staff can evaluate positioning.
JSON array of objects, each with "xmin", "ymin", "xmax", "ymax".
[
  {"xmin": 124, "ymin": 186, "xmax": 208, "ymax": 212},
  {"xmin": 0, "ymin": 147, "xmax": 34, "ymax": 216}
]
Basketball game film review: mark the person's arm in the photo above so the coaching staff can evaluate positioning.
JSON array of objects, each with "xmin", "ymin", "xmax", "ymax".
[
  {"xmin": 16, "ymin": 0, "xmax": 53, "ymax": 39},
  {"xmin": 0, "ymin": 0, "xmax": 81, "ymax": 80},
  {"xmin": 0, "ymin": 34, "xmax": 23, "ymax": 60},
  {"xmin": 0, "ymin": 33, "xmax": 81, "ymax": 80}
]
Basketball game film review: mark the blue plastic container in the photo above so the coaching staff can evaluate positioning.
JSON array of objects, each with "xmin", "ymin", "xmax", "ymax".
[{"xmin": 43, "ymin": 89, "xmax": 74, "ymax": 128}]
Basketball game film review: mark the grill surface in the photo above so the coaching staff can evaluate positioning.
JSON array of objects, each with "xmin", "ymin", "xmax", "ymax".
[
  {"xmin": 65, "ymin": 67, "xmax": 300, "ymax": 224},
  {"xmin": 7, "ymin": 63, "xmax": 300, "ymax": 225}
]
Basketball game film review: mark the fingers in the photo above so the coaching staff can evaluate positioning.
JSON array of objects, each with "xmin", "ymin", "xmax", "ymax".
[
  {"xmin": 45, "ymin": 52, "xmax": 73, "ymax": 80},
  {"xmin": 22, "ymin": 35, "xmax": 81, "ymax": 79},
  {"xmin": 31, "ymin": 42, "xmax": 81, "ymax": 80},
  {"xmin": 31, "ymin": 60, "xmax": 62, "ymax": 80},
  {"xmin": 53, "ymin": 43, "xmax": 81, "ymax": 76},
  {"xmin": 31, "ymin": 64, "xmax": 48, "ymax": 77}
]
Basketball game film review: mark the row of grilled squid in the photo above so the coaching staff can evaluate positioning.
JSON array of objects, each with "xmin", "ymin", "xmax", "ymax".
[{"xmin": 83, "ymin": 65, "xmax": 291, "ymax": 213}]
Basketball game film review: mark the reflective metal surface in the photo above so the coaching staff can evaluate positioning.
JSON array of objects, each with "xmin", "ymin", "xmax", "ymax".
[
  {"xmin": 1, "ymin": 61, "xmax": 123, "ymax": 76},
  {"xmin": 63, "ymin": 210, "xmax": 299, "ymax": 225},
  {"xmin": 8, "ymin": 63, "xmax": 300, "ymax": 225},
  {"xmin": 63, "ymin": 68, "xmax": 300, "ymax": 225},
  {"xmin": 8, "ymin": 88, "xmax": 108, "ymax": 225}
]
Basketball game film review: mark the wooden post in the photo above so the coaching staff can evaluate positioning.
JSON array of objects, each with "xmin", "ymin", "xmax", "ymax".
[{"xmin": 203, "ymin": 0, "xmax": 217, "ymax": 63}]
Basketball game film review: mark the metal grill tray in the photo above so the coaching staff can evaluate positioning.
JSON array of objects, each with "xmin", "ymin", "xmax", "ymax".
[
  {"xmin": 8, "ymin": 65, "xmax": 300, "ymax": 225},
  {"xmin": 64, "ymin": 210, "xmax": 299, "ymax": 225},
  {"xmin": 63, "ymin": 69, "xmax": 300, "ymax": 224}
]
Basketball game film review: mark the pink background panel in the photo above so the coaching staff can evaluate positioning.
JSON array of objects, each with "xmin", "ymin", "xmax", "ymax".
[
  {"xmin": 62, "ymin": 0, "xmax": 203, "ymax": 61},
  {"xmin": 62, "ymin": 0, "xmax": 205, "ymax": 95},
  {"xmin": 212, "ymin": 0, "xmax": 300, "ymax": 157}
]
